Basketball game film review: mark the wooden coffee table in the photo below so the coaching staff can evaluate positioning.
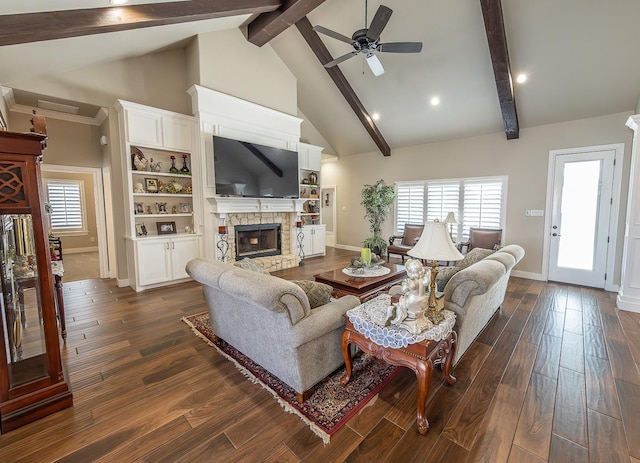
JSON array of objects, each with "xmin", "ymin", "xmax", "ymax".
[{"xmin": 314, "ymin": 263, "xmax": 406, "ymax": 302}]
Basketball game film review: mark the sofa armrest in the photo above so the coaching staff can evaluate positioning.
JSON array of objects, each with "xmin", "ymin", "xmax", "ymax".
[
  {"xmin": 289, "ymin": 295, "xmax": 360, "ymax": 347},
  {"xmin": 444, "ymin": 259, "xmax": 506, "ymax": 309},
  {"xmin": 389, "ymin": 234, "xmax": 404, "ymax": 245}
]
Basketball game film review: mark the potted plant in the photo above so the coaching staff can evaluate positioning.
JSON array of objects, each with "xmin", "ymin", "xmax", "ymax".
[{"xmin": 361, "ymin": 179, "xmax": 396, "ymax": 255}]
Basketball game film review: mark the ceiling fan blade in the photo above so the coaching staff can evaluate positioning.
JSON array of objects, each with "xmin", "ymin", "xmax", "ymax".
[
  {"xmin": 313, "ymin": 25, "xmax": 354, "ymax": 45},
  {"xmin": 377, "ymin": 42, "xmax": 423, "ymax": 53},
  {"xmin": 324, "ymin": 51, "xmax": 358, "ymax": 68},
  {"xmin": 366, "ymin": 54, "xmax": 385, "ymax": 76},
  {"xmin": 366, "ymin": 5, "xmax": 392, "ymax": 42}
]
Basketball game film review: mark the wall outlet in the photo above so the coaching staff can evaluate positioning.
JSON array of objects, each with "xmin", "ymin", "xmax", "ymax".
[
  {"xmin": 90, "ymin": 236, "xmax": 95, "ymax": 242},
  {"xmin": 530, "ymin": 210, "xmax": 544, "ymax": 217}
]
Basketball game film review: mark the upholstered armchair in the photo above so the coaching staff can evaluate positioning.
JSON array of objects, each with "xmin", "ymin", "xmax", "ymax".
[
  {"xmin": 387, "ymin": 223, "xmax": 424, "ymax": 262},
  {"xmin": 457, "ymin": 227, "xmax": 502, "ymax": 254}
]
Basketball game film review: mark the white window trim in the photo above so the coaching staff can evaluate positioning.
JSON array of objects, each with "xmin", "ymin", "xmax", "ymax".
[
  {"xmin": 45, "ymin": 179, "xmax": 88, "ymax": 236},
  {"xmin": 395, "ymin": 175, "xmax": 508, "ymax": 243}
]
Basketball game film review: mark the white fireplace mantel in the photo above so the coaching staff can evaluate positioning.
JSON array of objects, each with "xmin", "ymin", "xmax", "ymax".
[{"xmin": 208, "ymin": 196, "xmax": 305, "ymax": 216}]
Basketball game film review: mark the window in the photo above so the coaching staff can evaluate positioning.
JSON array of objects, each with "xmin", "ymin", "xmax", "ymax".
[
  {"xmin": 395, "ymin": 183, "xmax": 424, "ymax": 234},
  {"xmin": 395, "ymin": 176, "xmax": 506, "ymax": 241},
  {"xmin": 45, "ymin": 180, "xmax": 87, "ymax": 234}
]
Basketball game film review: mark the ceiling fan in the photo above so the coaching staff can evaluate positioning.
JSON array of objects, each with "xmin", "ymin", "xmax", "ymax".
[{"xmin": 313, "ymin": 3, "xmax": 423, "ymax": 76}]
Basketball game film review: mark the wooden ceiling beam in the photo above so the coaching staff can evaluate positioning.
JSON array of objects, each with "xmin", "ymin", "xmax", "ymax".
[
  {"xmin": 295, "ymin": 16, "xmax": 391, "ymax": 156},
  {"xmin": 248, "ymin": 0, "xmax": 327, "ymax": 47},
  {"xmin": 480, "ymin": 0, "xmax": 519, "ymax": 140},
  {"xmin": 0, "ymin": 0, "xmax": 281, "ymax": 47}
]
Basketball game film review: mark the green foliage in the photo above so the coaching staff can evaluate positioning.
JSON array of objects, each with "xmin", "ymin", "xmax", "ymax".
[{"xmin": 360, "ymin": 179, "xmax": 396, "ymax": 254}]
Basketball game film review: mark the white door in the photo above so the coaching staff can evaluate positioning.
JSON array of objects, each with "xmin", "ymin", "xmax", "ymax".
[{"xmin": 548, "ymin": 149, "xmax": 615, "ymax": 288}]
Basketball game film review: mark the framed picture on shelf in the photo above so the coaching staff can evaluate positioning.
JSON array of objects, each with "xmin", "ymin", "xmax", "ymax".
[
  {"xmin": 156, "ymin": 202, "xmax": 168, "ymax": 214},
  {"xmin": 135, "ymin": 222, "xmax": 148, "ymax": 236},
  {"xmin": 179, "ymin": 202, "xmax": 191, "ymax": 213},
  {"xmin": 157, "ymin": 221, "xmax": 176, "ymax": 235},
  {"xmin": 145, "ymin": 177, "xmax": 158, "ymax": 193},
  {"xmin": 134, "ymin": 202, "xmax": 144, "ymax": 214}
]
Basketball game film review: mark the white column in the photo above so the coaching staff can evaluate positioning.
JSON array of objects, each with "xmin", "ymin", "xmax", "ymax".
[{"xmin": 617, "ymin": 116, "xmax": 640, "ymax": 312}]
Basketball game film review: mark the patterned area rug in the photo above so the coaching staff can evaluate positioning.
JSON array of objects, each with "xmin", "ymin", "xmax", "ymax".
[{"xmin": 182, "ymin": 312, "xmax": 401, "ymax": 443}]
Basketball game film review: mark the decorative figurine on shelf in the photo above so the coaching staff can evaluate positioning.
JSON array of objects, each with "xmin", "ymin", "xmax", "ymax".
[
  {"xmin": 150, "ymin": 158, "xmax": 162, "ymax": 172},
  {"xmin": 169, "ymin": 155, "xmax": 179, "ymax": 173},
  {"xmin": 171, "ymin": 205, "xmax": 178, "ymax": 214},
  {"xmin": 309, "ymin": 172, "xmax": 318, "ymax": 185},
  {"xmin": 133, "ymin": 182, "xmax": 144, "ymax": 193},
  {"xmin": 185, "ymin": 183, "xmax": 192, "ymax": 194},
  {"xmin": 166, "ymin": 180, "xmax": 183, "ymax": 194},
  {"xmin": 146, "ymin": 205, "xmax": 153, "ymax": 214},
  {"xmin": 132, "ymin": 147, "xmax": 148, "ymax": 171},
  {"xmin": 181, "ymin": 154, "xmax": 190, "ymax": 173}
]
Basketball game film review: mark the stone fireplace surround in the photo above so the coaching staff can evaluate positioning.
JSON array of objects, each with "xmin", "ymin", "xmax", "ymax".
[{"xmin": 223, "ymin": 211, "xmax": 298, "ymax": 272}]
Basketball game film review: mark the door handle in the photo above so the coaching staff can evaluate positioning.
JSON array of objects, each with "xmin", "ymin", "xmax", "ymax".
[{"xmin": 552, "ymin": 233, "xmax": 561, "ymax": 237}]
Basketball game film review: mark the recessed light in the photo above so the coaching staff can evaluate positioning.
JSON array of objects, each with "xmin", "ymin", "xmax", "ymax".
[
  {"xmin": 516, "ymin": 73, "xmax": 527, "ymax": 84},
  {"xmin": 430, "ymin": 96, "xmax": 440, "ymax": 106},
  {"xmin": 371, "ymin": 112, "xmax": 380, "ymax": 121}
]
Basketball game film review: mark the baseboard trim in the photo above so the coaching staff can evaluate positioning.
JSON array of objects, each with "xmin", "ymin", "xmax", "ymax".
[
  {"xmin": 116, "ymin": 278, "xmax": 130, "ymax": 288},
  {"xmin": 64, "ymin": 246, "xmax": 99, "ymax": 254},
  {"xmin": 511, "ymin": 270, "xmax": 544, "ymax": 281},
  {"xmin": 617, "ymin": 292, "xmax": 640, "ymax": 313}
]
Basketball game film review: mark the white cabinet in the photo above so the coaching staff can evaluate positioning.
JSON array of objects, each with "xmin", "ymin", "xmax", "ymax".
[
  {"xmin": 135, "ymin": 235, "xmax": 200, "ymax": 287},
  {"xmin": 298, "ymin": 143, "xmax": 322, "ymax": 171},
  {"xmin": 116, "ymin": 100, "xmax": 203, "ymax": 291},
  {"xmin": 297, "ymin": 224, "xmax": 325, "ymax": 257},
  {"xmin": 124, "ymin": 104, "xmax": 193, "ymax": 152}
]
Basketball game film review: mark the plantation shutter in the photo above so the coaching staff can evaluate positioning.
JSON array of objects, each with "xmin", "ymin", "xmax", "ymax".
[
  {"xmin": 461, "ymin": 179, "xmax": 503, "ymax": 240},
  {"xmin": 426, "ymin": 182, "xmax": 460, "ymax": 223},
  {"xmin": 47, "ymin": 181, "xmax": 85, "ymax": 230},
  {"xmin": 395, "ymin": 183, "xmax": 425, "ymax": 234}
]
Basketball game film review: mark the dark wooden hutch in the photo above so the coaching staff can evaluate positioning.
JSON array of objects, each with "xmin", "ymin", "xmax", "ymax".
[{"xmin": 0, "ymin": 131, "xmax": 72, "ymax": 433}]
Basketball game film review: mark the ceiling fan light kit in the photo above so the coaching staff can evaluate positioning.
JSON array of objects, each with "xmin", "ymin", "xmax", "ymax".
[{"xmin": 313, "ymin": 4, "xmax": 423, "ymax": 77}]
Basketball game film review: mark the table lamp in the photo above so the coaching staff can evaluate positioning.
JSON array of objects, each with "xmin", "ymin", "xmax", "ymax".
[
  {"xmin": 444, "ymin": 211, "xmax": 457, "ymax": 240},
  {"xmin": 408, "ymin": 220, "xmax": 463, "ymax": 323}
]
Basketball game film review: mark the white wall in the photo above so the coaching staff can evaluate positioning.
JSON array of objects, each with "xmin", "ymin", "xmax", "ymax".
[
  {"xmin": 323, "ymin": 111, "xmax": 634, "ymax": 283},
  {"xmin": 194, "ymin": 28, "xmax": 297, "ymax": 116}
]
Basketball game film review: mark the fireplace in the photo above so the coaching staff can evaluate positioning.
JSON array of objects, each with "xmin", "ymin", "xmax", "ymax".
[{"xmin": 235, "ymin": 224, "xmax": 282, "ymax": 260}]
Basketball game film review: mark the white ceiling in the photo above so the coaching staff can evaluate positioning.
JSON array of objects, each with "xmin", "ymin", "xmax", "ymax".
[{"xmin": 2, "ymin": 0, "xmax": 640, "ymax": 156}]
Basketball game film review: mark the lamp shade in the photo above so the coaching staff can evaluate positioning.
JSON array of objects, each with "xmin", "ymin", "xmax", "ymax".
[
  {"xmin": 444, "ymin": 211, "xmax": 457, "ymax": 224},
  {"xmin": 408, "ymin": 221, "xmax": 464, "ymax": 262}
]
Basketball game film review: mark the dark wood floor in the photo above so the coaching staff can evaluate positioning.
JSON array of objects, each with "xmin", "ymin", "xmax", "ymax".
[{"xmin": 1, "ymin": 247, "xmax": 639, "ymax": 462}]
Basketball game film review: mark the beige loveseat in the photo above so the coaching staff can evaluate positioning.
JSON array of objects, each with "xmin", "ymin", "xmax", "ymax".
[
  {"xmin": 185, "ymin": 258, "xmax": 360, "ymax": 402},
  {"xmin": 442, "ymin": 244, "xmax": 525, "ymax": 364}
]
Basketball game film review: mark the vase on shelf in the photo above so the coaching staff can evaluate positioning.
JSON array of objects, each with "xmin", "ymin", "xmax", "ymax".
[
  {"xmin": 181, "ymin": 154, "xmax": 190, "ymax": 173},
  {"xmin": 309, "ymin": 172, "xmax": 318, "ymax": 185},
  {"xmin": 169, "ymin": 155, "xmax": 179, "ymax": 173}
]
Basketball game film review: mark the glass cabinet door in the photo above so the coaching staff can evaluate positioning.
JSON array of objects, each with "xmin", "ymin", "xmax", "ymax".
[{"xmin": 0, "ymin": 213, "xmax": 48, "ymax": 388}]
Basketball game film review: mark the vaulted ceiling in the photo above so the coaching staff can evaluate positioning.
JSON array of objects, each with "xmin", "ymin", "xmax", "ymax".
[{"xmin": 2, "ymin": 0, "xmax": 640, "ymax": 157}]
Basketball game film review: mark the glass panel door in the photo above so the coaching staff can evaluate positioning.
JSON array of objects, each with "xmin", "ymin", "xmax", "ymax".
[{"xmin": 0, "ymin": 214, "xmax": 49, "ymax": 388}]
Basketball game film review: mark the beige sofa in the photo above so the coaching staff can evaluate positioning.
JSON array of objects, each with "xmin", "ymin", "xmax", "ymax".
[
  {"xmin": 442, "ymin": 244, "xmax": 525, "ymax": 364},
  {"xmin": 185, "ymin": 258, "xmax": 360, "ymax": 402}
]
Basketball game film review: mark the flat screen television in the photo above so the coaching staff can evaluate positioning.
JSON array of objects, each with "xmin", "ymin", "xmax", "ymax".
[{"xmin": 213, "ymin": 135, "xmax": 299, "ymax": 198}]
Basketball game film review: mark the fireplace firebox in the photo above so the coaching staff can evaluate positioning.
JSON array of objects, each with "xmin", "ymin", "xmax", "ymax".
[{"xmin": 235, "ymin": 224, "xmax": 282, "ymax": 260}]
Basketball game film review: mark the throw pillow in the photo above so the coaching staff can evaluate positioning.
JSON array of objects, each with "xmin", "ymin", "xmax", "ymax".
[
  {"xmin": 234, "ymin": 258, "xmax": 270, "ymax": 275},
  {"xmin": 455, "ymin": 248, "xmax": 495, "ymax": 270},
  {"xmin": 435, "ymin": 266, "xmax": 460, "ymax": 292},
  {"xmin": 291, "ymin": 280, "xmax": 333, "ymax": 309}
]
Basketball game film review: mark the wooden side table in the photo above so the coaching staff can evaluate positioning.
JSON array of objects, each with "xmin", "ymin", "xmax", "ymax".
[{"xmin": 340, "ymin": 316, "xmax": 457, "ymax": 435}]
